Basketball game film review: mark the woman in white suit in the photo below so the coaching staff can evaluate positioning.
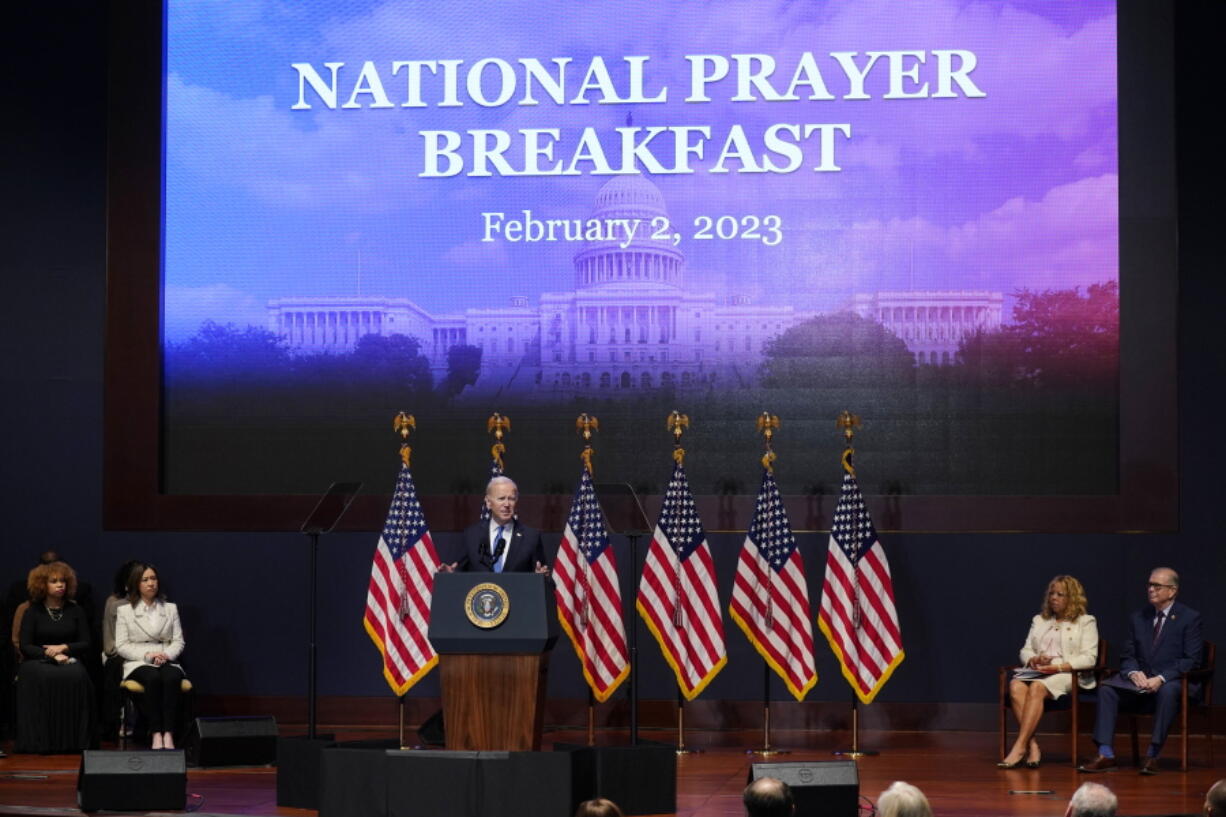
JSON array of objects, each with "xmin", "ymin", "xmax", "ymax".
[
  {"xmin": 998, "ymin": 574, "xmax": 1098, "ymax": 768},
  {"xmin": 115, "ymin": 563, "xmax": 186, "ymax": 750}
]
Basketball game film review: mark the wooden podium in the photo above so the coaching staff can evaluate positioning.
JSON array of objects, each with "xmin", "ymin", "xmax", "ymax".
[{"xmin": 428, "ymin": 573, "xmax": 558, "ymax": 751}]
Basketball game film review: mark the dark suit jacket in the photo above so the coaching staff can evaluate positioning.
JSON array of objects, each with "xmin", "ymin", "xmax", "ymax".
[
  {"xmin": 1119, "ymin": 600, "xmax": 1203, "ymax": 683},
  {"xmin": 455, "ymin": 519, "xmax": 547, "ymax": 573}
]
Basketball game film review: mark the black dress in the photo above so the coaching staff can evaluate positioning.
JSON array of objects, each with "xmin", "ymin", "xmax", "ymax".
[{"xmin": 16, "ymin": 601, "xmax": 97, "ymax": 753}]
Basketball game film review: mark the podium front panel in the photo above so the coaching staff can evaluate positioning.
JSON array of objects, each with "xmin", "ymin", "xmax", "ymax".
[{"xmin": 429, "ymin": 572, "xmax": 558, "ymax": 653}]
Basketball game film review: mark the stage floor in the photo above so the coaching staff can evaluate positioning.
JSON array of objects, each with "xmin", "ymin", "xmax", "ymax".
[{"xmin": 0, "ymin": 729, "xmax": 1217, "ymax": 817}]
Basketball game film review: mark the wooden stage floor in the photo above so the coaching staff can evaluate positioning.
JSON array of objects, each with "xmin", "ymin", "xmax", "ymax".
[{"xmin": 0, "ymin": 729, "xmax": 1218, "ymax": 817}]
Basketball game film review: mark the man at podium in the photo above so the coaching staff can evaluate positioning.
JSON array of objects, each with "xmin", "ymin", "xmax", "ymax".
[{"xmin": 441, "ymin": 476, "xmax": 550, "ymax": 575}]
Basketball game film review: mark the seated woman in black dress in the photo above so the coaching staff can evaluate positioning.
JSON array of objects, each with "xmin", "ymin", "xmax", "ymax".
[
  {"xmin": 115, "ymin": 563, "xmax": 186, "ymax": 750},
  {"xmin": 16, "ymin": 560, "xmax": 97, "ymax": 753}
]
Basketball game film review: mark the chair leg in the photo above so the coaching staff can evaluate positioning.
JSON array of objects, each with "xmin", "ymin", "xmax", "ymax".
[
  {"xmin": 1129, "ymin": 714, "xmax": 1140, "ymax": 766},
  {"xmin": 1000, "ymin": 703, "xmax": 1008, "ymax": 760},
  {"xmin": 1181, "ymin": 681, "xmax": 1189, "ymax": 772},
  {"xmin": 1069, "ymin": 693, "xmax": 1079, "ymax": 767}
]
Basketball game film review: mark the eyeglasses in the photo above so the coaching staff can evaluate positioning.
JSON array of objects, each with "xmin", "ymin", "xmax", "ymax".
[{"xmin": 1147, "ymin": 582, "xmax": 1175, "ymax": 590}]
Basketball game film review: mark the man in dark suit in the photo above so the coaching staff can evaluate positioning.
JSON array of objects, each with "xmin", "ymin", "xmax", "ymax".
[
  {"xmin": 441, "ymin": 476, "xmax": 549, "ymax": 575},
  {"xmin": 1079, "ymin": 567, "xmax": 1204, "ymax": 775}
]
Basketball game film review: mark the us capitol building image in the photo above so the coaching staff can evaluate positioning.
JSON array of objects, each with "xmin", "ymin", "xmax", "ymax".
[{"xmin": 267, "ymin": 177, "xmax": 1002, "ymax": 396}]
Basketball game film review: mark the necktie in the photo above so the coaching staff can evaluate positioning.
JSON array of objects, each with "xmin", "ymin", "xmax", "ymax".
[
  {"xmin": 1152, "ymin": 611, "xmax": 1164, "ymax": 644},
  {"xmin": 493, "ymin": 526, "xmax": 506, "ymax": 573}
]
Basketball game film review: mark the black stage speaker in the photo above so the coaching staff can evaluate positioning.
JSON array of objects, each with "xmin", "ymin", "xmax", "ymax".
[
  {"xmin": 77, "ymin": 750, "xmax": 186, "ymax": 812},
  {"xmin": 187, "ymin": 715, "xmax": 278, "ymax": 766},
  {"xmin": 749, "ymin": 760, "xmax": 859, "ymax": 817}
]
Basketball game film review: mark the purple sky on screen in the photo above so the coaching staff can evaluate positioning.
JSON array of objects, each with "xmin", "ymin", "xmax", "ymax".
[{"xmin": 163, "ymin": 0, "xmax": 1116, "ymax": 340}]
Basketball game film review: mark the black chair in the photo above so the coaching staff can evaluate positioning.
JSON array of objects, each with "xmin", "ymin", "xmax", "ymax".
[{"xmin": 998, "ymin": 638, "xmax": 1107, "ymax": 767}]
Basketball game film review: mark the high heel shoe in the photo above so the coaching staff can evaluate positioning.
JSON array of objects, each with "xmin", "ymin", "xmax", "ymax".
[{"xmin": 996, "ymin": 758, "xmax": 1023, "ymax": 769}]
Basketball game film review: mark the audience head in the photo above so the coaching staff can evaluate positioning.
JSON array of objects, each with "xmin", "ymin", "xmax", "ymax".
[
  {"xmin": 1042, "ymin": 575, "xmax": 1088, "ymax": 620},
  {"xmin": 1065, "ymin": 782, "xmax": 1117, "ymax": 817},
  {"xmin": 112, "ymin": 559, "xmax": 141, "ymax": 598},
  {"xmin": 38, "ymin": 550, "xmax": 61, "ymax": 565},
  {"xmin": 126, "ymin": 562, "xmax": 165, "ymax": 605},
  {"xmin": 28, "ymin": 561, "xmax": 78, "ymax": 603},
  {"xmin": 1206, "ymin": 779, "xmax": 1226, "ymax": 817},
  {"xmin": 573, "ymin": 798, "xmax": 624, "ymax": 817},
  {"xmin": 877, "ymin": 781, "xmax": 932, "ymax": 817},
  {"xmin": 743, "ymin": 776, "xmax": 795, "ymax": 817}
]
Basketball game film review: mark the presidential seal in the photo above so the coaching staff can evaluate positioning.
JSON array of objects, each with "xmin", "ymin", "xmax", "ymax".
[{"xmin": 464, "ymin": 582, "xmax": 509, "ymax": 629}]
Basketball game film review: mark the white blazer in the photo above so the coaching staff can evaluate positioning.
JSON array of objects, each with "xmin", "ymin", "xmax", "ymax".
[
  {"xmin": 1018, "ymin": 613, "xmax": 1099, "ymax": 689},
  {"xmin": 114, "ymin": 600, "xmax": 186, "ymax": 680}
]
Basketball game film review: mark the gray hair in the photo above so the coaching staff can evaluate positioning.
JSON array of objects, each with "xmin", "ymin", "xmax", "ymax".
[
  {"xmin": 877, "ymin": 782, "xmax": 932, "ymax": 817},
  {"xmin": 485, "ymin": 476, "xmax": 518, "ymax": 497},
  {"xmin": 1151, "ymin": 566, "xmax": 1179, "ymax": 588},
  {"xmin": 1068, "ymin": 782, "xmax": 1117, "ymax": 817}
]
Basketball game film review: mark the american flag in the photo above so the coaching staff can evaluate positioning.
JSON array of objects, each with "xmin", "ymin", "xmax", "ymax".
[
  {"xmin": 363, "ymin": 464, "xmax": 440, "ymax": 695},
  {"xmin": 478, "ymin": 458, "xmax": 503, "ymax": 523},
  {"xmin": 728, "ymin": 468, "xmax": 817, "ymax": 701},
  {"xmin": 637, "ymin": 462, "xmax": 727, "ymax": 699},
  {"xmin": 818, "ymin": 470, "xmax": 904, "ymax": 703},
  {"xmin": 554, "ymin": 469, "xmax": 629, "ymax": 702}
]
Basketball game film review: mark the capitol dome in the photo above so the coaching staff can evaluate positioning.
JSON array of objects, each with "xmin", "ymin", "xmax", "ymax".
[
  {"xmin": 592, "ymin": 175, "xmax": 669, "ymax": 220},
  {"xmin": 573, "ymin": 174, "xmax": 685, "ymax": 290}
]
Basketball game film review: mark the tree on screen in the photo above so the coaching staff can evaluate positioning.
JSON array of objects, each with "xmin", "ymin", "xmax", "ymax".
[
  {"xmin": 759, "ymin": 312, "xmax": 914, "ymax": 387},
  {"xmin": 165, "ymin": 321, "xmax": 290, "ymax": 376},
  {"xmin": 957, "ymin": 281, "xmax": 1119, "ymax": 387},
  {"xmin": 439, "ymin": 343, "xmax": 483, "ymax": 398}
]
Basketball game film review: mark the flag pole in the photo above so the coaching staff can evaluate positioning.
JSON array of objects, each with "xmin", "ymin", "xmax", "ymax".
[
  {"xmin": 748, "ymin": 413, "xmax": 788, "ymax": 756},
  {"xmin": 830, "ymin": 412, "xmax": 879, "ymax": 758},
  {"xmin": 398, "ymin": 695, "xmax": 407, "ymax": 750},
  {"xmin": 587, "ymin": 689, "xmax": 596, "ymax": 746}
]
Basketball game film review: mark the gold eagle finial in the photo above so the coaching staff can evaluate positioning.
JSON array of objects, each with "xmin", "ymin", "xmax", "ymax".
[
  {"xmin": 576, "ymin": 413, "xmax": 599, "ymax": 473},
  {"xmin": 393, "ymin": 412, "xmax": 416, "ymax": 467},
  {"xmin": 836, "ymin": 410, "xmax": 861, "ymax": 475},
  {"xmin": 757, "ymin": 412, "xmax": 780, "ymax": 472},
  {"xmin": 667, "ymin": 411, "xmax": 690, "ymax": 465},
  {"xmin": 487, "ymin": 412, "xmax": 511, "ymax": 471}
]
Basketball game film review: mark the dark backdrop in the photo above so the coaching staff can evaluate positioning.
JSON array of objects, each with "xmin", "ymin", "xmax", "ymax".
[{"xmin": 1, "ymin": 3, "xmax": 1220, "ymax": 713}]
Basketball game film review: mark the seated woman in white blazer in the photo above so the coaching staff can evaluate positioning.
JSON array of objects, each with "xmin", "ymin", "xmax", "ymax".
[
  {"xmin": 999, "ymin": 574, "xmax": 1098, "ymax": 768},
  {"xmin": 115, "ymin": 563, "xmax": 186, "ymax": 750}
]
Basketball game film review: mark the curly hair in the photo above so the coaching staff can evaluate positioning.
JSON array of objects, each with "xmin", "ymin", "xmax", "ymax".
[
  {"xmin": 27, "ymin": 561, "xmax": 78, "ymax": 603},
  {"xmin": 1041, "ymin": 574, "xmax": 1088, "ymax": 621}
]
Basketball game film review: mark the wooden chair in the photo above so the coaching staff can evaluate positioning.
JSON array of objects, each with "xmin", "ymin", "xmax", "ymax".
[
  {"xmin": 1125, "ymin": 639, "xmax": 1215, "ymax": 771},
  {"xmin": 999, "ymin": 638, "xmax": 1107, "ymax": 767}
]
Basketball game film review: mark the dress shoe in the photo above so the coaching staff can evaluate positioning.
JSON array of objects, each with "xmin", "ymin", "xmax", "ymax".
[
  {"xmin": 1139, "ymin": 756, "xmax": 1160, "ymax": 775},
  {"xmin": 1078, "ymin": 755, "xmax": 1117, "ymax": 772}
]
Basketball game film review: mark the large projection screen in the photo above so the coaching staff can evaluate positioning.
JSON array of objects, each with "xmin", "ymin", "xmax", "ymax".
[{"xmin": 104, "ymin": 0, "xmax": 1176, "ymax": 532}]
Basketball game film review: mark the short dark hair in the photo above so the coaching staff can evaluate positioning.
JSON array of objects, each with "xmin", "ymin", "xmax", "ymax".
[
  {"xmin": 112, "ymin": 559, "xmax": 142, "ymax": 598},
  {"xmin": 744, "ymin": 777, "xmax": 794, "ymax": 817}
]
